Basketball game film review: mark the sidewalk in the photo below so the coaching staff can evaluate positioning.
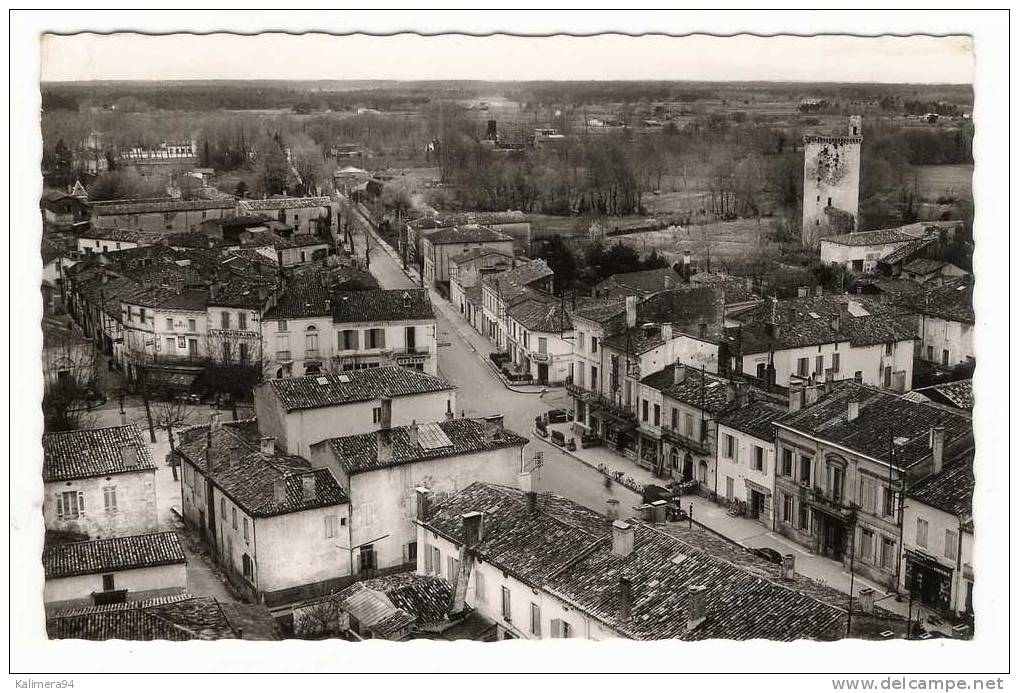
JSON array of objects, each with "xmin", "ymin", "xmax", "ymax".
[{"xmin": 541, "ymin": 422, "xmax": 916, "ymax": 621}]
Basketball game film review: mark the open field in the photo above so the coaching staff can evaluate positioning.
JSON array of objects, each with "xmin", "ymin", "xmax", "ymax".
[
  {"xmin": 911, "ymin": 164, "xmax": 973, "ymax": 202},
  {"xmin": 609, "ymin": 218, "xmax": 775, "ymax": 266}
]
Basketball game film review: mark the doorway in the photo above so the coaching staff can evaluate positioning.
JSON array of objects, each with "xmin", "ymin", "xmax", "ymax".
[
  {"xmin": 538, "ymin": 363, "xmax": 549, "ymax": 384},
  {"xmin": 821, "ymin": 517, "xmax": 845, "ymax": 560},
  {"xmin": 750, "ymin": 490, "xmax": 766, "ymax": 519}
]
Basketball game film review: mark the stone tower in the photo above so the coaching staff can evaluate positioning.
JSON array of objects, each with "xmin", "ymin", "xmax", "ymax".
[{"xmin": 801, "ymin": 116, "xmax": 863, "ymax": 246}]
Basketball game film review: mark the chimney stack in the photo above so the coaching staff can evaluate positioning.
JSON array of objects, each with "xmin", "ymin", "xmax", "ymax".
[
  {"xmin": 660, "ymin": 322, "xmax": 673, "ymax": 342},
  {"xmin": 273, "ymin": 477, "xmax": 288, "ymax": 505},
  {"xmin": 788, "ymin": 385, "xmax": 803, "ymax": 413},
  {"xmin": 525, "ymin": 490, "xmax": 538, "ymax": 514},
  {"xmin": 686, "ymin": 585, "xmax": 708, "ymax": 631},
  {"xmin": 379, "ymin": 398, "xmax": 393, "ymax": 430},
  {"xmin": 674, "ymin": 363, "xmax": 687, "ymax": 385},
  {"xmin": 377, "ymin": 430, "xmax": 394, "ymax": 465},
  {"xmin": 408, "ymin": 420, "xmax": 420, "ymax": 450},
  {"xmin": 302, "ymin": 473, "xmax": 317, "ymax": 500},
  {"xmin": 483, "ymin": 414, "xmax": 504, "ymax": 442},
  {"xmin": 414, "ymin": 487, "xmax": 431, "ymax": 521},
  {"xmin": 650, "ymin": 500, "xmax": 668, "ymax": 524},
  {"xmin": 804, "ymin": 384, "xmax": 820, "ymax": 407},
  {"xmin": 797, "ymin": 286, "xmax": 808, "ymax": 298},
  {"xmin": 847, "ymin": 398, "xmax": 860, "ymax": 422},
  {"xmin": 518, "ymin": 471, "xmax": 533, "ymax": 494},
  {"xmin": 209, "ymin": 412, "xmax": 223, "ymax": 432},
  {"xmin": 815, "ymin": 284, "xmax": 824, "ymax": 297},
  {"xmin": 663, "ymin": 274, "xmax": 673, "ymax": 289},
  {"xmin": 830, "ymin": 313, "xmax": 841, "ymax": 332},
  {"xmin": 781, "ymin": 553, "xmax": 796, "ymax": 580},
  {"xmin": 625, "ymin": 295, "xmax": 638, "ymax": 328},
  {"xmin": 259, "ymin": 437, "xmax": 276, "ymax": 455},
  {"xmin": 618, "ymin": 577, "xmax": 633, "ymax": 622},
  {"xmin": 611, "ymin": 520, "xmax": 635, "ymax": 557},
  {"xmin": 605, "ymin": 498, "xmax": 620, "ymax": 521},
  {"xmin": 930, "ymin": 426, "xmax": 946, "ymax": 473},
  {"xmin": 858, "ymin": 587, "xmax": 876, "ymax": 614},
  {"xmin": 120, "ymin": 445, "xmax": 139, "ymax": 468},
  {"xmin": 462, "ymin": 511, "xmax": 484, "ymax": 546}
]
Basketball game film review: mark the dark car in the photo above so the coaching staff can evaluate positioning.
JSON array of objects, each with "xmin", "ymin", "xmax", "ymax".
[{"xmin": 545, "ymin": 408, "xmax": 571, "ymax": 424}]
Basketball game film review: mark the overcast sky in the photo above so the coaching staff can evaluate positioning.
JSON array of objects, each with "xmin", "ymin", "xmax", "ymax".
[{"xmin": 41, "ymin": 32, "xmax": 973, "ymax": 84}]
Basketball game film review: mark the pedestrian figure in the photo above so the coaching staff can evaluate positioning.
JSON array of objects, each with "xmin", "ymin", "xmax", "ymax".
[{"xmin": 539, "ymin": 387, "xmax": 548, "ymax": 399}]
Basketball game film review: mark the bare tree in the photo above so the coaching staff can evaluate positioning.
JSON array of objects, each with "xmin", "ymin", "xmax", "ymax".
[
  {"xmin": 42, "ymin": 323, "xmax": 102, "ymax": 432},
  {"xmin": 151, "ymin": 393, "xmax": 196, "ymax": 481}
]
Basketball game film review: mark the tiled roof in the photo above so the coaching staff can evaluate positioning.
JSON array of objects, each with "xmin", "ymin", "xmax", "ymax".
[
  {"xmin": 507, "ymin": 297, "xmax": 572, "ymax": 333},
  {"xmin": 903, "ymin": 258, "xmax": 949, "ymax": 275},
  {"xmin": 822, "ymin": 228, "xmax": 919, "ymax": 247},
  {"xmin": 482, "ymin": 260, "xmax": 554, "ymax": 303},
  {"xmin": 902, "ymin": 276, "xmax": 974, "ymax": 324},
  {"xmin": 716, "ymin": 402, "xmax": 787, "ymax": 442},
  {"xmin": 46, "ymin": 594, "xmax": 246, "ymax": 641},
  {"xmin": 546, "ymin": 523, "xmax": 846, "ymax": 641},
  {"xmin": 421, "ymin": 482, "xmax": 610, "ymax": 586},
  {"xmin": 120, "ymin": 285, "xmax": 210, "ymax": 311},
  {"xmin": 776, "ymin": 382, "xmax": 973, "ymax": 470},
  {"xmin": 570, "ymin": 296, "xmax": 627, "ymax": 324},
  {"xmin": 43, "ymin": 425, "xmax": 155, "ymax": 482},
  {"xmin": 915, "ymin": 379, "xmax": 974, "ymax": 410},
  {"xmin": 264, "ymin": 366, "xmax": 455, "ymax": 412},
  {"xmin": 165, "ymin": 231, "xmax": 232, "ymax": 249},
  {"xmin": 879, "ymin": 237, "xmax": 937, "ymax": 265},
  {"xmin": 449, "ymin": 247, "xmax": 513, "ymax": 265},
  {"xmin": 736, "ymin": 311, "xmax": 918, "ymax": 355},
  {"xmin": 174, "ymin": 422, "xmax": 348, "ymax": 517},
  {"xmin": 908, "ymin": 452, "xmax": 974, "ymax": 518},
  {"xmin": 733, "ymin": 294, "xmax": 906, "ymax": 326},
  {"xmin": 207, "ymin": 276, "xmax": 274, "ymax": 309},
  {"xmin": 689, "ymin": 272, "xmax": 761, "ymax": 304},
  {"xmin": 599, "ymin": 268, "xmax": 683, "ymax": 295},
  {"xmin": 44, "ymin": 532, "xmax": 185, "ymax": 579},
  {"xmin": 93, "ymin": 198, "xmax": 236, "ymax": 216},
  {"xmin": 291, "ymin": 233, "xmax": 330, "ymax": 248},
  {"xmin": 322, "ymin": 573, "xmax": 453, "ymax": 633},
  {"xmin": 641, "ymin": 366, "xmax": 738, "ymax": 415},
  {"xmin": 239, "ymin": 196, "xmax": 332, "ymax": 211},
  {"xmin": 331, "ymin": 289, "xmax": 434, "ymax": 323},
  {"xmin": 79, "ymin": 227, "xmax": 159, "ymax": 244},
  {"xmin": 42, "ymin": 314, "xmax": 91, "ymax": 349},
  {"xmin": 424, "ymin": 224, "xmax": 513, "ymax": 245},
  {"xmin": 263, "ymin": 273, "xmax": 332, "ymax": 319},
  {"xmin": 323, "ymin": 418, "xmax": 527, "ymax": 475},
  {"xmin": 409, "ymin": 211, "xmax": 527, "ymax": 230}
]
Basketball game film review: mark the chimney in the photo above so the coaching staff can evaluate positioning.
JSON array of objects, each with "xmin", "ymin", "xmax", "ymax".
[
  {"xmin": 525, "ymin": 490, "xmax": 538, "ymax": 513},
  {"xmin": 674, "ymin": 363, "xmax": 687, "ymax": 385},
  {"xmin": 518, "ymin": 471, "xmax": 533, "ymax": 493},
  {"xmin": 302, "ymin": 473, "xmax": 317, "ymax": 500},
  {"xmin": 273, "ymin": 477, "xmax": 287, "ymax": 505},
  {"xmin": 736, "ymin": 382, "xmax": 749, "ymax": 407},
  {"xmin": 663, "ymin": 274, "xmax": 673, "ymax": 289},
  {"xmin": 379, "ymin": 398, "xmax": 392, "ymax": 430},
  {"xmin": 858, "ymin": 587, "xmax": 876, "ymax": 614},
  {"xmin": 120, "ymin": 445, "xmax": 138, "ymax": 468},
  {"xmin": 853, "ymin": 371, "xmax": 863, "ymax": 384},
  {"xmin": 725, "ymin": 384, "xmax": 736, "ymax": 404},
  {"xmin": 462, "ymin": 511, "xmax": 484, "ymax": 546},
  {"xmin": 804, "ymin": 385, "xmax": 820, "ymax": 407},
  {"xmin": 407, "ymin": 420, "xmax": 420, "ymax": 450},
  {"xmin": 483, "ymin": 414, "xmax": 504, "ymax": 442},
  {"xmin": 377, "ymin": 430, "xmax": 394, "ymax": 465},
  {"xmin": 209, "ymin": 412, "xmax": 222, "ymax": 432},
  {"xmin": 257, "ymin": 437, "xmax": 275, "ymax": 455},
  {"xmin": 930, "ymin": 426, "xmax": 946, "ymax": 473},
  {"xmin": 847, "ymin": 399, "xmax": 860, "ymax": 422},
  {"xmin": 660, "ymin": 322, "xmax": 673, "ymax": 342},
  {"xmin": 829, "ymin": 313, "xmax": 841, "ymax": 332},
  {"xmin": 650, "ymin": 500, "xmax": 668, "ymax": 524},
  {"xmin": 788, "ymin": 385, "xmax": 803, "ymax": 413},
  {"xmin": 797, "ymin": 286, "xmax": 808, "ymax": 298},
  {"xmin": 781, "ymin": 553, "xmax": 796, "ymax": 580},
  {"xmin": 625, "ymin": 295, "xmax": 638, "ymax": 328},
  {"xmin": 635, "ymin": 503, "xmax": 654, "ymax": 522},
  {"xmin": 686, "ymin": 585, "xmax": 708, "ymax": 631},
  {"xmin": 414, "ymin": 487, "xmax": 431, "ymax": 521},
  {"xmin": 815, "ymin": 284, "xmax": 824, "ymax": 297},
  {"xmin": 618, "ymin": 577, "xmax": 633, "ymax": 622},
  {"xmin": 606, "ymin": 498, "xmax": 620, "ymax": 521},
  {"xmin": 699, "ymin": 322, "xmax": 708, "ymax": 338},
  {"xmin": 611, "ymin": 520, "xmax": 635, "ymax": 557}
]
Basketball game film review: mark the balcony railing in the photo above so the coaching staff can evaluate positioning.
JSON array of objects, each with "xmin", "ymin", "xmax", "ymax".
[
  {"xmin": 805, "ymin": 486, "xmax": 854, "ymax": 519},
  {"xmin": 659, "ymin": 424, "xmax": 713, "ymax": 456},
  {"xmin": 566, "ymin": 383, "xmax": 636, "ymax": 421},
  {"xmin": 276, "ymin": 350, "xmax": 292, "ymax": 363},
  {"xmin": 305, "ymin": 348, "xmax": 320, "ymax": 360}
]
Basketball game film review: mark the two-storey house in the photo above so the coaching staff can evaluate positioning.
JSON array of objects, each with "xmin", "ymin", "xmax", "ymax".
[
  {"xmin": 715, "ymin": 402, "xmax": 787, "ymax": 527},
  {"xmin": 421, "ymin": 225, "xmax": 516, "ymax": 288}
]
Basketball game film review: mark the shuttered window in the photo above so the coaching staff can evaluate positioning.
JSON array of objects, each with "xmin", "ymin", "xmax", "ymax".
[
  {"xmin": 102, "ymin": 486, "xmax": 117, "ymax": 513},
  {"xmin": 530, "ymin": 603, "xmax": 541, "ymax": 636},
  {"xmin": 501, "ymin": 586, "xmax": 512, "ymax": 621},
  {"xmin": 475, "ymin": 570, "xmax": 486, "ymax": 603},
  {"xmin": 57, "ymin": 491, "xmax": 84, "ymax": 519}
]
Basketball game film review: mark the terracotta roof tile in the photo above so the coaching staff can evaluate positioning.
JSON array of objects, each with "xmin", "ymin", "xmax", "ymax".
[
  {"xmin": 44, "ymin": 532, "xmax": 185, "ymax": 579},
  {"xmin": 264, "ymin": 366, "xmax": 454, "ymax": 412},
  {"xmin": 43, "ymin": 425, "xmax": 155, "ymax": 482}
]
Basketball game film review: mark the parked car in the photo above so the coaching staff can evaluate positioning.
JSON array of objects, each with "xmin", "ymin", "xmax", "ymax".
[
  {"xmin": 545, "ymin": 408, "xmax": 571, "ymax": 424},
  {"xmin": 550, "ymin": 430, "xmax": 567, "ymax": 447}
]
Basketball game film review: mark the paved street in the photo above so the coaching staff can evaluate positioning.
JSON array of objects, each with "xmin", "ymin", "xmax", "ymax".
[{"xmin": 352, "ymin": 219, "xmax": 931, "ymax": 625}]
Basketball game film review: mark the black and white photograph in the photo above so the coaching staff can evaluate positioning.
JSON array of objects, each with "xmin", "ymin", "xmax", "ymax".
[{"xmin": 8, "ymin": 9, "xmax": 1011, "ymax": 686}]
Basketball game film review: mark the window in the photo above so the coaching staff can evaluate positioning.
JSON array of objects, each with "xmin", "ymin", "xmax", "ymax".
[
  {"xmin": 752, "ymin": 445, "xmax": 764, "ymax": 472},
  {"xmin": 102, "ymin": 486, "xmax": 118, "ymax": 513},
  {"xmin": 916, "ymin": 518, "xmax": 929, "ymax": 548},
  {"xmin": 222, "ymin": 341, "xmax": 231, "ymax": 363},
  {"xmin": 724, "ymin": 433, "xmax": 736, "ymax": 459},
  {"xmin": 406, "ymin": 326, "xmax": 417, "ymax": 352},
  {"xmin": 829, "ymin": 464, "xmax": 844, "ymax": 503},
  {"xmin": 942, "ymin": 349, "xmax": 950, "ymax": 366},
  {"xmin": 57, "ymin": 490, "xmax": 83, "ymax": 519},
  {"xmin": 832, "ymin": 352, "xmax": 840, "ymax": 374},
  {"xmin": 926, "ymin": 345, "xmax": 934, "ymax": 361},
  {"xmin": 590, "ymin": 366, "xmax": 598, "ymax": 389},
  {"xmin": 885, "ymin": 342, "xmax": 894, "ymax": 356},
  {"xmin": 591, "ymin": 336, "xmax": 598, "ymax": 354},
  {"xmin": 221, "ymin": 312, "xmax": 230, "ymax": 329},
  {"xmin": 726, "ymin": 476, "xmax": 734, "ymax": 498},
  {"xmin": 880, "ymin": 537, "xmax": 896, "ymax": 570},
  {"xmin": 339, "ymin": 329, "xmax": 359, "ymax": 350},
  {"xmin": 642, "ymin": 400, "xmax": 649, "ymax": 422},
  {"xmin": 799, "ymin": 455, "xmax": 812, "ymax": 485},
  {"xmin": 575, "ymin": 363, "xmax": 584, "ymax": 387},
  {"xmin": 882, "ymin": 487, "xmax": 897, "ymax": 518},
  {"xmin": 431, "ymin": 546, "xmax": 441, "ymax": 576},
  {"xmin": 306, "ymin": 328, "xmax": 319, "ymax": 353},
  {"xmin": 653, "ymin": 404, "xmax": 660, "ymax": 427},
  {"xmin": 366, "ymin": 328, "xmax": 386, "ymax": 349},
  {"xmin": 577, "ymin": 332, "xmax": 585, "ymax": 350},
  {"xmin": 243, "ymin": 518, "xmax": 249, "ymax": 541},
  {"xmin": 239, "ymin": 342, "xmax": 248, "ymax": 364},
  {"xmin": 797, "ymin": 357, "xmax": 810, "ymax": 377},
  {"xmin": 165, "ymin": 337, "xmax": 175, "ymax": 352},
  {"xmin": 501, "ymin": 586, "xmax": 512, "ymax": 621},
  {"xmin": 782, "ymin": 494, "xmax": 794, "ymax": 523},
  {"xmin": 139, "ymin": 307, "xmax": 147, "ymax": 323},
  {"xmin": 372, "ymin": 406, "xmax": 382, "ymax": 424},
  {"xmin": 447, "ymin": 556, "xmax": 460, "ymax": 583},
  {"xmin": 238, "ymin": 313, "xmax": 247, "ymax": 330},
  {"xmin": 551, "ymin": 619, "xmax": 572, "ymax": 638},
  {"xmin": 406, "ymin": 541, "xmax": 417, "ymax": 563},
  {"xmin": 230, "ymin": 507, "xmax": 237, "ymax": 529},
  {"xmin": 859, "ymin": 528, "xmax": 874, "ymax": 562},
  {"xmin": 278, "ymin": 319, "xmax": 288, "ymax": 332},
  {"xmin": 670, "ymin": 408, "xmax": 678, "ymax": 430},
  {"xmin": 475, "ymin": 570, "xmax": 487, "ymax": 603},
  {"xmin": 242, "ymin": 554, "xmax": 253, "ymax": 579},
  {"xmin": 798, "ymin": 503, "xmax": 809, "ymax": 530},
  {"xmin": 684, "ymin": 413, "xmax": 694, "ymax": 437},
  {"xmin": 883, "ymin": 366, "xmax": 892, "ymax": 388},
  {"xmin": 854, "ymin": 370, "xmax": 863, "ymax": 382},
  {"xmin": 530, "ymin": 603, "xmax": 541, "ymax": 636},
  {"xmin": 781, "ymin": 449, "xmax": 793, "ymax": 477},
  {"xmin": 102, "ymin": 574, "xmax": 116, "ymax": 592},
  {"xmin": 945, "ymin": 530, "xmax": 959, "ymax": 561},
  {"xmin": 537, "ymin": 337, "xmax": 547, "ymax": 355},
  {"xmin": 221, "ymin": 498, "xmax": 226, "ymax": 516},
  {"xmin": 188, "ymin": 318, "xmax": 196, "ymax": 333},
  {"xmin": 859, "ymin": 476, "xmax": 876, "ymax": 513},
  {"xmin": 325, "ymin": 515, "xmax": 338, "ymax": 538},
  {"xmin": 815, "ymin": 355, "xmax": 824, "ymax": 376},
  {"xmin": 166, "ymin": 317, "xmax": 174, "ymax": 330}
]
